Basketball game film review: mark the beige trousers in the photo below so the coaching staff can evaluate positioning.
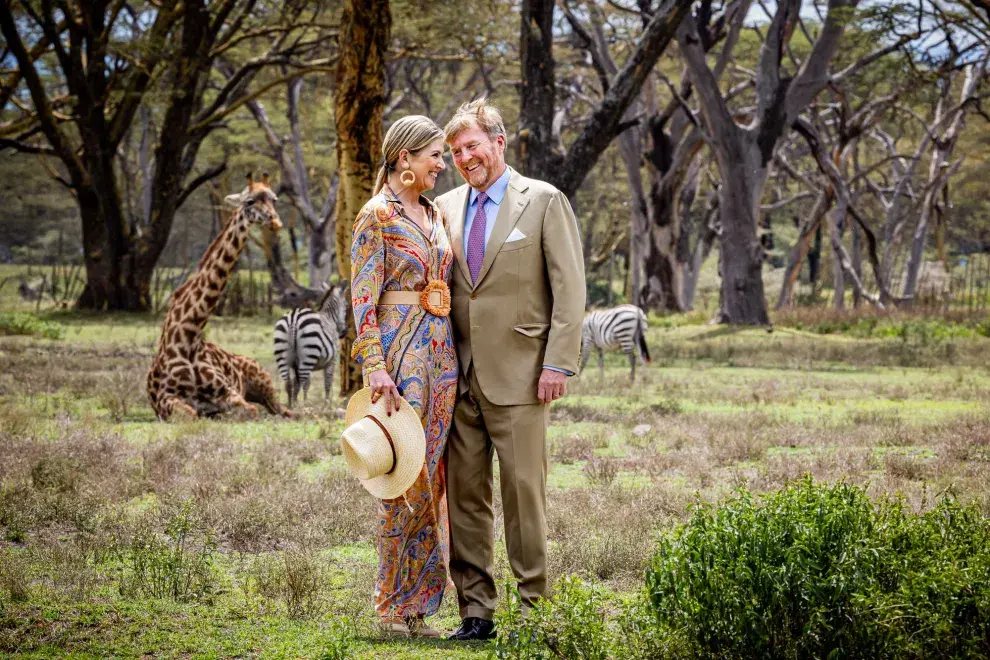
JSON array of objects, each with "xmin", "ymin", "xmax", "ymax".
[{"xmin": 446, "ymin": 366, "xmax": 549, "ymax": 620}]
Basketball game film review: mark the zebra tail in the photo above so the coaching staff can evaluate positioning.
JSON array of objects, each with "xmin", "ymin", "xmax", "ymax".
[{"xmin": 638, "ymin": 313, "xmax": 652, "ymax": 363}]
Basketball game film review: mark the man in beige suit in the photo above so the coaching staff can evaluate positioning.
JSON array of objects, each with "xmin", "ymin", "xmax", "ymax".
[{"xmin": 435, "ymin": 99, "xmax": 585, "ymax": 641}]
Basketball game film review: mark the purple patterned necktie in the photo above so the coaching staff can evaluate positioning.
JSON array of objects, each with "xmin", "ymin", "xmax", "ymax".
[{"xmin": 466, "ymin": 191, "xmax": 488, "ymax": 283}]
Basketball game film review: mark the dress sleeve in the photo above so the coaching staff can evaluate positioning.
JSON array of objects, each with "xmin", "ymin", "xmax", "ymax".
[
  {"xmin": 350, "ymin": 203, "xmax": 387, "ymax": 374},
  {"xmin": 433, "ymin": 200, "xmax": 449, "ymax": 235}
]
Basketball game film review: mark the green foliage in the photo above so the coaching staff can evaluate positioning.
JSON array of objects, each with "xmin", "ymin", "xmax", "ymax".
[
  {"xmin": 494, "ymin": 577, "xmax": 617, "ymax": 660},
  {"xmin": 314, "ymin": 617, "xmax": 356, "ymax": 660},
  {"xmin": 122, "ymin": 501, "xmax": 219, "ymax": 603},
  {"xmin": 0, "ymin": 312, "xmax": 64, "ymax": 339},
  {"xmin": 494, "ymin": 577, "xmax": 689, "ymax": 659},
  {"xmin": 646, "ymin": 478, "xmax": 990, "ymax": 658}
]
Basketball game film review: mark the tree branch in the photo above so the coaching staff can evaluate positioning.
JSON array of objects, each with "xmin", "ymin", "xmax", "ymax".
[{"xmin": 176, "ymin": 162, "xmax": 227, "ymax": 210}]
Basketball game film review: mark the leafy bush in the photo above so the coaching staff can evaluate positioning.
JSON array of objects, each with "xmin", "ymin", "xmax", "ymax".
[
  {"xmin": 646, "ymin": 478, "xmax": 990, "ymax": 658},
  {"xmin": 0, "ymin": 312, "xmax": 64, "ymax": 339},
  {"xmin": 121, "ymin": 501, "xmax": 219, "ymax": 603},
  {"xmin": 494, "ymin": 576, "xmax": 618, "ymax": 660},
  {"xmin": 494, "ymin": 577, "xmax": 688, "ymax": 659},
  {"xmin": 315, "ymin": 617, "xmax": 356, "ymax": 660}
]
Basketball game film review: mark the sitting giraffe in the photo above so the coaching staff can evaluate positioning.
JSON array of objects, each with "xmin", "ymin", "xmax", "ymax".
[{"xmin": 147, "ymin": 173, "xmax": 292, "ymax": 421}]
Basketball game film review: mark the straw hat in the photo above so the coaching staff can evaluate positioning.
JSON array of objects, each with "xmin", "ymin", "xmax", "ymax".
[{"xmin": 341, "ymin": 388, "xmax": 425, "ymax": 499}]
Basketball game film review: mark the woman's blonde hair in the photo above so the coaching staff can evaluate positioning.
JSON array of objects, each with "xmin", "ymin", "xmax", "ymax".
[
  {"xmin": 374, "ymin": 115, "xmax": 444, "ymax": 194},
  {"xmin": 443, "ymin": 98, "xmax": 506, "ymax": 144}
]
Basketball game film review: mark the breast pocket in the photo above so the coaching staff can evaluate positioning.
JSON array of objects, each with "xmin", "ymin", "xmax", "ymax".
[{"xmin": 499, "ymin": 237, "xmax": 535, "ymax": 252}]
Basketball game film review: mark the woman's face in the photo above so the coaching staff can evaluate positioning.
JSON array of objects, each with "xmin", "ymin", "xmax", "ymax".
[{"xmin": 400, "ymin": 139, "xmax": 446, "ymax": 193}]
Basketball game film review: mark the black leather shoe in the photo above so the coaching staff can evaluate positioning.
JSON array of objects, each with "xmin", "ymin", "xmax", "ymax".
[{"xmin": 448, "ymin": 617, "xmax": 496, "ymax": 641}]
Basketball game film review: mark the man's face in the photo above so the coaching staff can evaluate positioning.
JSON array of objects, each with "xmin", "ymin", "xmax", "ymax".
[{"xmin": 448, "ymin": 123, "xmax": 506, "ymax": 191}]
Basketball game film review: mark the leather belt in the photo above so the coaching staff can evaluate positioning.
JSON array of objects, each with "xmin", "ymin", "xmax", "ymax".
[
  {"xmin": 379, "ymin": 290, "xmax": 443, "ymax": 307},
  {"xmin": 377, "ymin": 280, "xmax": 451, "ymax": 317}
]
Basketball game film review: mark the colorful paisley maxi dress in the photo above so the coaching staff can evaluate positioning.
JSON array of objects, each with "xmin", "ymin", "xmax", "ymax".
[{"xmin": 350, "ymin": 185, "xmax": 458, "ymax": 619}]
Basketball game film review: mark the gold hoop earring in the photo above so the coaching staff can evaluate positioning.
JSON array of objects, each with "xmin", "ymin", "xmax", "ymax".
[{"xmin": 400, "ymin": 169, "xmax": 416, "ymax": 187}]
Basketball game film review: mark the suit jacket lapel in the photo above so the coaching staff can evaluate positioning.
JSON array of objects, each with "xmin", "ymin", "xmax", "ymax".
[
  {"xmin": 447, "ymin": 185, "xmax": 472, "ymax": 285},
  {"xmin": 474, "ymin": 169, "xmax": 530, "ymax": 288}
]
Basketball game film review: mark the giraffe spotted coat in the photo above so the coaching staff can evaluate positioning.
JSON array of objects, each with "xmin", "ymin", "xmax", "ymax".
[{"xmin": 147, "ymin": 175, "xmax": 292, "ymax": 421}]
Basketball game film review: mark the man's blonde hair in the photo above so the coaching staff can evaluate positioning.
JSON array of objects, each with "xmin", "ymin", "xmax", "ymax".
[{"xmin": 443, "ymin": 98, "xmax": 506, "ymax": 144}]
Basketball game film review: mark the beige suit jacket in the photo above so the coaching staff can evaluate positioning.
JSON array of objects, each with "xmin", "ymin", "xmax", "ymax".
[{"xmin": 435, "ymin": 168, "xmax": 585, "ymax": 406}]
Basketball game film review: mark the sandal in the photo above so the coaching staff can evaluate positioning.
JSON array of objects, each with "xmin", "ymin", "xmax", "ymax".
[
  {"xmin": 380, "ymin": 617, "xmax": 411, "ymax": 637},
  {"xmin": 410, "ymin": 616, "xmax": 441, "ymax": 638}
]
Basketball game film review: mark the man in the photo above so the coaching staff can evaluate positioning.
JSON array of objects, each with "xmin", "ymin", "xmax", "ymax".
[{"xmin": 435, "ymin": 99, "xmax": 585, "ymax": 641}]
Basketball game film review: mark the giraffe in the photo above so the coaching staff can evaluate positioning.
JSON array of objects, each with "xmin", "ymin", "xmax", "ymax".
[{"xmin": 147, "ymin": 173, "xmax": 293, "ymax": 421}]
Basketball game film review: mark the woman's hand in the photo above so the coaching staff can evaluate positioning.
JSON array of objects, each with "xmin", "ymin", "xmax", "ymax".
[{"xmin": 368, "ymin": 369, "xmax": 402, "ymax": 415}]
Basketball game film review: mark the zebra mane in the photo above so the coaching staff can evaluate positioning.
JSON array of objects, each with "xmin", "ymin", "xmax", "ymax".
[
  {"xmin": 315, "ymin": 280, "xmax": 349, "ymax": 327},
  {"xmin": 315, "ymin": 285, "xmax": 338, "ymax": 312}
]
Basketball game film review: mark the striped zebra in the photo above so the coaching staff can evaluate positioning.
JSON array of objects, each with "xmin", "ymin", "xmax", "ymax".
[
  {"xmin": 273, "ymin": 281, "xmax": 348, "ymax": 407},
  {"xmin": 579, "ymin": 304, "xmax": 652, "ymax": 382}
]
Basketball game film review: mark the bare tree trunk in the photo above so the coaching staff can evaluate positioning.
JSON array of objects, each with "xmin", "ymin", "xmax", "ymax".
[
  {"xmin": 682, "ymin": 191, "xmax": 719, "ymax": 309},
  {"xmin": 901, "ymin": 63, "xmax": 981, "ymax": 299},
  {"xmin": 617, "ymin": 128, "xmax": 649, "ymax": 308},
  {"xmin": 777, "ymin": 191, "xmax": 832, "ymax": 308},
  {"xmin": 715, "ymin": 149, "xmax": 771, "ymax": 324},
  {"xmin": 334, "ymin": 0, "xmax": 390, "ymax": 396},
  {"xmin": 518, "ymin": 0, "xmax": 559, "ymax": 179},
  {"xmin": 831, "ymin": 209, "xmax": 846, "ymax": 308},
  {"xmin": 309, "ymin": 220, "xmax": 335, "ymax": 288},
  {"xmin": 851, "ymin": 220, "xmax": 863, "ymax": 308},
  {"xmin": 678, "ymin": 0, "xmax": 859, "ymax": 323}
]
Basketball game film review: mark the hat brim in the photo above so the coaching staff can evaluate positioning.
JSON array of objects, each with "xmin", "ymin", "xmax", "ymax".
[{"xmin": 343, "ymin": 388, "xmax": 425, "ymax": 500}]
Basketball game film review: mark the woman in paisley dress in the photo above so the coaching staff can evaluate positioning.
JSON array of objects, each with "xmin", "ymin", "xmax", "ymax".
[{"xmin": 349, "ymin": 115, "xmax": 458, "ymax": 637}]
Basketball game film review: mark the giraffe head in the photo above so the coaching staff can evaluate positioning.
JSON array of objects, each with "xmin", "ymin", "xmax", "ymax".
[{"xmin": 225, "ymin": 172, "xmax": 282, "ymax": 232}]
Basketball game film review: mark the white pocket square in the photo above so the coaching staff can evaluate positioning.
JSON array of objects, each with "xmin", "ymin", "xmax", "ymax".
[{"xmin": 505, "ymin": 228, "xmax": 527, "ymax": 242}]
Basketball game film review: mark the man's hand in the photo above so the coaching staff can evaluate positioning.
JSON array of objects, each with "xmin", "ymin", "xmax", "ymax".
[{"xmin": 537, "ymin": 368, "xmax": 567, "ymax": 404}]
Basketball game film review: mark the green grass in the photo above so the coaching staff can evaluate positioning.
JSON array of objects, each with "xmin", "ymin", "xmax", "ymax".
[{"xmin": 3, "ymin": 305, "xmax": 990, "ymax": 657}]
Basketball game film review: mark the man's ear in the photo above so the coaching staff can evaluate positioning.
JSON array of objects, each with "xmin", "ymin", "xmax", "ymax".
[{"xmin": 224, "ymin": 193, "xmax": 243, "ymax": 208}]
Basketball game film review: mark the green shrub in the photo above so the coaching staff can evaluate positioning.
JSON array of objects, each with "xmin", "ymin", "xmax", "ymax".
[
  {"xmin": 121, "ymin": 501, "xmax": 219, "ymax": 603},
  {"xmin": 0, "ymin": 312, "xmax": 64, "ymax": 339},
  {"xmin": 315, "ymin": 617, "xmax": 356, "ymax": 660},
  {"xmin": 494, "ymin": 577, "xmax": 688, "ymax": 659},
  {"xmin": 495, "ymin": 576, "xmax": 617, "ymax": 660},
  {"xmin": 646, "ymin": 478, "xmax": 990, "ymax": 658}
]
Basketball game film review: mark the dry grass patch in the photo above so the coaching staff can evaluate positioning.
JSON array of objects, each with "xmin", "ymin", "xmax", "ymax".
[{"xmin": 547, "ymin": 483, "xmax": 692, "ymax": 587}]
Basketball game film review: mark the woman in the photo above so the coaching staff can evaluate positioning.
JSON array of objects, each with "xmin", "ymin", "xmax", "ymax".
[{"xmin": 350, "ymin": 115, "xmax": 457, "ymax": 637}]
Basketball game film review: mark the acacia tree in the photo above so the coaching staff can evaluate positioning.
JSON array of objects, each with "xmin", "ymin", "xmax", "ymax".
[
  {"xmin": 517, "ymin": 0, "xmax": 693, "ymax": 199},
  {"xmin": 639, "ymin": 0, "xmax": 748, "ymax": 312},
  {"xmin": 238, "ymin": 72, "xmax": 339, "ymax": 305},
  {"xmin": 334, "ymin": 0, "xmax": 390, "ymax": 396},
  {"xmin": 678, "ymin": 0, "xmax": 861, "ymax": 324},
  {"xmin": 0, "ymin": 0, "xmax": 332, "ymax": 310}
]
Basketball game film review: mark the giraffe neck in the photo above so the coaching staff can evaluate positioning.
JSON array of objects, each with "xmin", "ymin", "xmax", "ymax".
[{"xmin": 171, "ymin": 210, "xmax": 251, "ymax": 329}]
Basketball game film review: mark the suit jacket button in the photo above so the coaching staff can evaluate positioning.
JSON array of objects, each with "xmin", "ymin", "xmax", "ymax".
[{"xmin": 470, "ymin": 293, "xmax": 477, "ymax": 300}]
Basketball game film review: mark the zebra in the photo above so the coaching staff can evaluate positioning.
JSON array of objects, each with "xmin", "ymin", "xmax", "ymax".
[
  {"xmin": 579, "ymin": 304, "xmax": 652, "ymax": 382},
  {"xmin": 273, "ymin": 281, "xmax": 348, "ymax": 407}
]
